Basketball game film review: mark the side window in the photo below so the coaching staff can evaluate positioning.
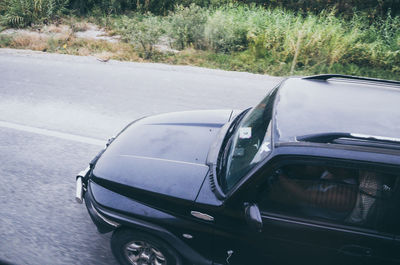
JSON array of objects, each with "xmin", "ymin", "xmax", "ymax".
[{"xmin": 258, "ymin": 163, "xmax": 399, "ymax": 232}]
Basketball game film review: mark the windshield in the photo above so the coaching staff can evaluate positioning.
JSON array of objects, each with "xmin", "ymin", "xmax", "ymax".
[{"xmin": 218, "ymin": 88, "xmax": 278, "ymax": 193}]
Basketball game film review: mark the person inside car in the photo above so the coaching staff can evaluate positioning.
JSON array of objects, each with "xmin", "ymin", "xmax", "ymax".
[
  {"xmin": 268, "ymin": 165, "xmax": 359, "ymax": 221},
  {"xmin": 346, "ymin": 170, "xmax": 380, "ymax": 224}
]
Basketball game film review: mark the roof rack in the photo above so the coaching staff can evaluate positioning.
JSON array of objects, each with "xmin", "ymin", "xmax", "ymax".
[
  {"xmin": 296, "ymin": 132, "xmax": 400, "ymax": 151},
  {"xmin": 303, "ymin": 74, "xmax": 400, "ymax": 86},
  {"xmin": 297, "ymin": 132, "xmax": 400, "ymax": 143}
]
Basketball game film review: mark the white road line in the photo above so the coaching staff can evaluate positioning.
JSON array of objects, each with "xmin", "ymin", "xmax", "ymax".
[{"xmin": 0, "ymin": 120, "xmax": 105, "ymax": 146}]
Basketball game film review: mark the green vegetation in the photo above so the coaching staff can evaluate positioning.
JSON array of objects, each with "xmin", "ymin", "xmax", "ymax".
[
  {"xmin": 116, "ymin": 14, "xmax": 165, "ymax": 59},
  {"xmin": 108, "ymin": 5, "xmax": 400, "ymax": 78},
  {"xmin": 65, "ymin": 0, "xmax": 400, "ymax": 17},
  {"xmin": 0, "ymin": 0, "xmax": 399, "ymax": 79},
  {"xmin": 0, "ymin": 0, "xmax": 68, "ymax": 27},
  {"xmin": 243, "ymin": 0, "xmax": 400, "ymax": 18},
  {"xmin": 167, "ymin": 4, "xmax": 208, "ymax": 50}
]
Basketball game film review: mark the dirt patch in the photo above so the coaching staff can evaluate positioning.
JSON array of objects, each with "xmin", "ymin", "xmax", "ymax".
[
  {"xmin": 1, "ymin": 25, "xmax": 72, "ymax": 37},
  {"xmin": 11, "ymin": 33, "xmax": 48, "ymax": 51},
  {"xmin": 94, "ymin": 51, "xmax": 113, "ymax": 62},
  {"xmin": 0, "ymin": 25, "xmax": 74, "ymax": 52},
  {"xmin": 74, "ymin": 24, "xmax": 120, "ymax": 43},
  {"xmin": 154, "ymin": 37, "xmax": 179, "ymax": 54},
  {"xmin": 0, "ymin": 23, "xmax": 119, "ymax": 43},
  {"xmin": 0, "ymin": 22, "xmax": 179, "ymax": 62}
]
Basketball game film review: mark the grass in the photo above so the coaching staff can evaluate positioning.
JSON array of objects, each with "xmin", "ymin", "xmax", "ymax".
[
  {"xmin": 0, "ymin": 30, "xmax": 143, "ymax": 61},
  {"xmin": 1, "ymin": 30, "xmax": 399, "ymax": 81},
  {"xmin": 103, "ymin": 6, "xmax": 400, "ymax": 80},
  {"xmin": 155, "ymin": 49, "xmax": 400, "ymax": 80},
  {"xmin": 0, "ymin": 34, "xmax": 13, "ymax": 46},
  {"xmin": 1, "ymin": 5, "xmax": 399, "ymax": 80},
  {"xmin": 0, "ymin": 0, "xmax": 68, "ymax": 27}
]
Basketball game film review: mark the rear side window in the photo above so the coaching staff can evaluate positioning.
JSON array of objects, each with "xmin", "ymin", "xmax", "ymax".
[{"xmin": 258, "ymin": 163, "xmax": 399, "ymax": 232}]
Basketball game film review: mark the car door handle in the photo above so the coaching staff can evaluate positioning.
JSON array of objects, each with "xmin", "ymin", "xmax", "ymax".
[{"xmin": 339, "ymin": 245, "xmax": 372, "ymax": 257}]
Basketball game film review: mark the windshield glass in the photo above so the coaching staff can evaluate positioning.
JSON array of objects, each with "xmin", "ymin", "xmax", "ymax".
[{"xmin": 218, "ymin": 88, "xmax": 277, "ymax": 193}]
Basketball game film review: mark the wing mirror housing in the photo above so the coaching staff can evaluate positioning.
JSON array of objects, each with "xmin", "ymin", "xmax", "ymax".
[{"xmin": 244, "ymin": 203, "xmax": 263, "ymax": 232}]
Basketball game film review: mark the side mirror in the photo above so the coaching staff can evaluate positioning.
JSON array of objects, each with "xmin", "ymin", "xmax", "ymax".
[{"xmin": 244, "ymin": 203, "xmax": 263, "ymax": 232}]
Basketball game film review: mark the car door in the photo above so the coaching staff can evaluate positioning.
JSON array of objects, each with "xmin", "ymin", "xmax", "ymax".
[
  {"xmin": 256, "ymin": 158, "xmax": 400, "ymax": 265},
  {"xmin": 211, "ymin": 157, "xmax": 400, "ymax": 265}
]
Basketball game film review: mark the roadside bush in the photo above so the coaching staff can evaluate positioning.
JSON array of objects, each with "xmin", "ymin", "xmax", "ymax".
[
  {"xmin": 291, "ymin": 13, "xmax": 357, "ymax": 71},
  {"xmin": 245, "ymin": 8, "xmax": 400, "ymax": 75},
  {"xmin": 1, "ymin": 0, "xmax": 68, "ymax": 27},
  {"xmin": 67, "ymin": 0, "xmax": 399, "ymax": 17},
  {"xmin": 239, "ymin": 0, "xmax": 400, "ymax": 17},
  {"xmin": 0, "ymin": 35, "xmax": 13, "ymax": 47},
  {"xmin": 204, "ymin": 5, "xmax": 251, "ymax": 53},
  {"xmin": 68, "ymin": 0, "xmax": 235, "ymax": 15},
  {"xmin": 167, "ymin": 4, "xmax": 208, "ymax": 50},
  {"xmin": 119, "ymin": 14, "xmax": 165, "ymax": 59},
  {"xmin": 1, "ymin": 0, "xmax": 398, "ymax": 79},
  {"xmin": 69, "ymin": 0, "xmax": 136, "ymax": 15},
  {"xmin": 340, "ymin": 13, "xmax": 400, "ymax": 74},
  {"xmin": 0, "ymin": 0, "xmax": 6, "ymax": 14},
  {"xmin": 70, "ymin": 0, "xmax": 183, "ymax": 15},
  {"xmin": 365, "ymin": 14, "xmax": 400, "ymax": 48}
]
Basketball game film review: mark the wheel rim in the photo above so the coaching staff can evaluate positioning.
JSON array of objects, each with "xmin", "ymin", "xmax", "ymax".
[{"xmin": 124, "ymin": 240, "xmax": 167, "ymax": 265}]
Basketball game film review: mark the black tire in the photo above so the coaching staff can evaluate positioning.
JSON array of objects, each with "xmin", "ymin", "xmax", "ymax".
[{"xmin": 111, "ymin": 228, "xmax": 182, "ymax": 265}]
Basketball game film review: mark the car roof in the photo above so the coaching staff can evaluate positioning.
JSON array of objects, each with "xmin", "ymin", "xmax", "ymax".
[{"xmin": 274, "ymin": 76, "xmax": 400, "ymax": 148}]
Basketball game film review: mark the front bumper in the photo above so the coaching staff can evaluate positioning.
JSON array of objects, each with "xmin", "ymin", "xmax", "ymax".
[
  {"xmin": 84, "ymin": 186, "xmax": 120, "ymax": 233},
  {"xmin": 76, "ymin": 165, "xmax": 120, "ymax": 233}
]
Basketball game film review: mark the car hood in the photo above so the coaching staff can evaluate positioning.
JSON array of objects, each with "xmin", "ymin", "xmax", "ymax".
[{"xmin": 92, "ymin": 110, "xmax": 233, "ymax": 201}]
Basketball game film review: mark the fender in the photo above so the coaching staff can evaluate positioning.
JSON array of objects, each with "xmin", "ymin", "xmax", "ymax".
[{"xmin": 85, "ymin": 183, "xmax": 212, "ymax": 265}]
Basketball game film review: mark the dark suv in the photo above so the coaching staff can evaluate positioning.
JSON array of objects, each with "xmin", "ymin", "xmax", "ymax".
[{"xmin": 76, "ymin": 74, "xmax": 400, "ymax": 265}]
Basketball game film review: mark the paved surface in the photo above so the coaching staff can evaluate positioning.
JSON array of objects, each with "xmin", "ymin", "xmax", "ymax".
[{"xmin": 0, "ymin": 48, "xmax": 282, "ymax": 265}]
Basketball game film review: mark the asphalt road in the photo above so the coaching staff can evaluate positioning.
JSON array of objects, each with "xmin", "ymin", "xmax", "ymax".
[{"xmin": 0, "ymin": 48, "xmax": 282, "ymax": 265}]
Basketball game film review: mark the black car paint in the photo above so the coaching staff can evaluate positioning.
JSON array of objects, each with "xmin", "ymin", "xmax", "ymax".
[
  {"xmin": 93, "ymin": 110, "xmax": 233, "ymax": 202},
  {"xmin": 82, "ymin": 77, "xmax": 400, "ymax": 265},
  {"xmin": 275, "ymin": 78, "xmax": 400, "ymax": 143},
  {"xmin": 207, "ymin": 148, "xmax": 400, "ymax": 265},
  {"xmin": 86, "ymin": 181, "xmax": 214, "ymax": 265},
  {"xmin": 87, "ymin": 109, "xmax": 237, "ymax": 264}
]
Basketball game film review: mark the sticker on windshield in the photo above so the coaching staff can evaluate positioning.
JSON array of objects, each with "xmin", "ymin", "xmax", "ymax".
[{"xmin": 239, "ymin": 127, "xmax": 252, "ymax": 139}]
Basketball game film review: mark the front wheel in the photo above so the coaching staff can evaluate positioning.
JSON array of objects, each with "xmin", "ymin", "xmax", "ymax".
[{"xmin": 111, "ymin": 228, "xmax": 182, "ymax": 265}]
